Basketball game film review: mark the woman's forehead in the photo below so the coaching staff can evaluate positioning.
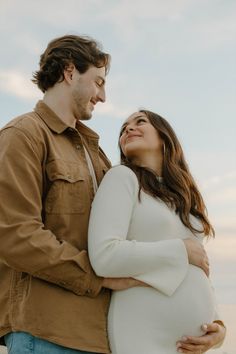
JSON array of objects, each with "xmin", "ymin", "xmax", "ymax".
[{"xmin": 125, "ymin": 111, "xmax": 147, "ymax": 124}]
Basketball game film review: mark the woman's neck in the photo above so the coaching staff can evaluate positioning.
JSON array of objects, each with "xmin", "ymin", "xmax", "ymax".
[{"xmin": 131, "ymin": 154, "xmax": 163, "ymax": 176}]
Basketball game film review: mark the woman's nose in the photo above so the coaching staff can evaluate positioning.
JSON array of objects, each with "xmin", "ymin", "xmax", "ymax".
[{"xmin": 126, "ymin": 125, "xmax": 134, "ymax": 132}]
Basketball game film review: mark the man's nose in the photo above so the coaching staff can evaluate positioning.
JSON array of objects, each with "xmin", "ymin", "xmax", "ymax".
[{"xmin": 97, "ymin": 87, "xmax": 106, "ymax": 103}]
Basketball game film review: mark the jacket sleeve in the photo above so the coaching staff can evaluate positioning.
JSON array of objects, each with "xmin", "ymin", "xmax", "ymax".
[
  {"xmin": 0, "ymin": 126, "xmax": 103, "ymax": 298},
  {"xmin": 88, "ymin": 165, "xmax": 189, "ymax": 296}
]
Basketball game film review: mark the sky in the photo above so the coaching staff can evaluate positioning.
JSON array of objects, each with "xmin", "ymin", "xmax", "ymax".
[{"xmin": 0, "ymin": 0, "xmax": 235, "ymax": 352}]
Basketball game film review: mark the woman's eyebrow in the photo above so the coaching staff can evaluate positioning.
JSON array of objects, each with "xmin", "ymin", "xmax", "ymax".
[{"xmin": 120, "ymin": 115, "xmax": 145, "ymax": 131}]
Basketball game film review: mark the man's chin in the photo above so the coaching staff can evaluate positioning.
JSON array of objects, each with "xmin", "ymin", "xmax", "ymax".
[{"xmin": 78, "ymin": 111, "xmax": 93, "ymax": 121}]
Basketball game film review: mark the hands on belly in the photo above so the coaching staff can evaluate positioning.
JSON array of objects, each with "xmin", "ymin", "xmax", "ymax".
[{"xmin": 176, "ymin": 321, "xmax": 226, "ymax": 353}]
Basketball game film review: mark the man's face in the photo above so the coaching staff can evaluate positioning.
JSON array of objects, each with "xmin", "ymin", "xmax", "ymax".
[{"xmin": 70, "ymin": 65, "xmax": 106, "ymax": 121}]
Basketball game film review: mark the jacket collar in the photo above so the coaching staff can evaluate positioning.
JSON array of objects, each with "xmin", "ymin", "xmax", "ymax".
[
  {"xmin": 34, "ymin": 100, "xmax": 99, "ymax": 140},
  {"xmin": 35, "ymin": 101, "xmax": 68, "ymax": 134}
]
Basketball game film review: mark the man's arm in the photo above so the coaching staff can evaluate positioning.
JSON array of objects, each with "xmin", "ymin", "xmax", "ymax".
[{"xmin": 0, "ymin": 126, "xmax": 102, "ymax": 297}]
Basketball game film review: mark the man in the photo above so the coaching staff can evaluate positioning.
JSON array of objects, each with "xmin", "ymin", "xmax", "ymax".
[{"xmin": 0, "ymin": 35, "xmax": 225, "ymax": 354}]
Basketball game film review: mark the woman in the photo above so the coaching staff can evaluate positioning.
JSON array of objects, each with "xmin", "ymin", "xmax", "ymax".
[{"xmin": 88, "ymin": 110, "xmax": 225, "ymax": 353}]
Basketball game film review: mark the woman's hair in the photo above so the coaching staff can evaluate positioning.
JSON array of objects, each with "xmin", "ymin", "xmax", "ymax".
[
  {"xmin": 32, "ymin": 34, "xmax": 111, "ymax": 93},
  {"xmin": 119, "ymin": 109, "xmax": 215, "ymax": 237}
]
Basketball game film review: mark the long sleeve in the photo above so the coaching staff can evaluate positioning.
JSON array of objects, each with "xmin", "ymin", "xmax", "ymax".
[
  {"xmin": 211, "ymin": 282, "xmax": 225, "ymax": 348},
  {"xmin": 88, "ymin": 165, "xmax": 189, "ymax": 296},
  {"xmin": 0, "ymin": 126, "xmax": 103, "ymax": 297}
]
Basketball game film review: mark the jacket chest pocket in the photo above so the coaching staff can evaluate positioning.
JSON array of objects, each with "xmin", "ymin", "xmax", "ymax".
[{"xmin": 45, "ymin": 160, "xmax": 87, "ymax": 214}]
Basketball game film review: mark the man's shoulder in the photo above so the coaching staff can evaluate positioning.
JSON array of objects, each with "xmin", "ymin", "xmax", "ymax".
[
  {"xmin": 2, "ymin": 110, "xmax": 41, "ymax": 133},
  {"xmin": 1, "ymin": 110, "xmax": 50, "ymax": 143}
]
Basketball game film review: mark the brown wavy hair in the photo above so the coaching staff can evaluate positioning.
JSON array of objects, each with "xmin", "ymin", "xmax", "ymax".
[
  {"xmin": 119, "ymin": 110, "xmax": 215, "ymax": 237},
  {"xmin": 32, "ymin": 34, "xmax": 111, "ymax": 93}
]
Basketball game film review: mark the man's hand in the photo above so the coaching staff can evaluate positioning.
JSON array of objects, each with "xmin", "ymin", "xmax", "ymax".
[
  {"xmin": 102, "ymin": 277, "xmax": 149, "ymax": 291},
  {"xmin": 183, "ymin": 238, "xmax": 210, "ymax": 276},
  {"xmin": 176, "ymin": 322, "xmax": 226, "ymax": 353}
]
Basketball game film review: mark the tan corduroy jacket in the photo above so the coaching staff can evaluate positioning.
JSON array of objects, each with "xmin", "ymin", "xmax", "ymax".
[{"xmin": 0, "ymin": 101, "xmax": 111, "ymax": 353}]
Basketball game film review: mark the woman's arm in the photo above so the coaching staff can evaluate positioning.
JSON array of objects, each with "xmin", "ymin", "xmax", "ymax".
[{"xmin": 89, "ymin": 165, "xmax": 190, "ymax": 296}]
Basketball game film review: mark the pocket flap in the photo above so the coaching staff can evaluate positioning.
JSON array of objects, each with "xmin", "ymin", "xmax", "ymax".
[{"xmin": 46, "ymin": 160, "xmax": 84, "ymax": 183}]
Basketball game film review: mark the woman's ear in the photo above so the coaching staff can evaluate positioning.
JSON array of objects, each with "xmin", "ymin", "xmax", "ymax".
[{"xmin": 162, "ymin": 141, "xmax": 166, "ymax": 156}]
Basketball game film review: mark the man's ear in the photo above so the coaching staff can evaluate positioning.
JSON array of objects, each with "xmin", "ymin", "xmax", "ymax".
[{"xmin": 64, "ymin": 63, "xmax": 76, "ymax": 84}]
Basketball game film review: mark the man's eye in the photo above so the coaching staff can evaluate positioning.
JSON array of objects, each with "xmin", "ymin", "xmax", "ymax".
[{"xmin": 96, "ymin": 81, "xmax": 103, "ymax": 87}]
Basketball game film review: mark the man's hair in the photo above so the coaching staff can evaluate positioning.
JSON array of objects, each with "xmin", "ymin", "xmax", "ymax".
[{"xmin": 32, "ymin": 34, "xmax": 111, "ymax": 93}]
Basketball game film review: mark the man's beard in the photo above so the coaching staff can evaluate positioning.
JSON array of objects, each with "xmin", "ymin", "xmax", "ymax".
[{"xmin": 73, "ymin": 94, "xmax": 92, "ymax": 121}]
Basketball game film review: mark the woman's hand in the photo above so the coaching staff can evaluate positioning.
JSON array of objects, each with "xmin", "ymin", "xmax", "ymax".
[
  {"xmin": 176, "ymin": 321, "xmax": 226, "ymax": 353},
  {"xmin": 183, "ymin": 238, "xmax": 210, "ymax": 276},
  {"xmin": 102, "ymin": 277, "xmax": 149, "ymax": 291}
]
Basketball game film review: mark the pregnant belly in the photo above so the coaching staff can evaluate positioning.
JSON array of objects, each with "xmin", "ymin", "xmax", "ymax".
[{"xmin": 108, "ymin": 266, "xmax": 215, "ymax": 351}]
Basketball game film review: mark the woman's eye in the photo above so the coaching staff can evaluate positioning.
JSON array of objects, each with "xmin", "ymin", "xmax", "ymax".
[{"xmin": 137, "ymin": 119, "xmax": 146, "ymax": 124}]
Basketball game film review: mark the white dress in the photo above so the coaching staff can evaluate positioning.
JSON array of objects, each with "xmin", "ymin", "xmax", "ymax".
[{"xmin": 88, "ymin": 166, "xmax": 218, "ymax": 354}]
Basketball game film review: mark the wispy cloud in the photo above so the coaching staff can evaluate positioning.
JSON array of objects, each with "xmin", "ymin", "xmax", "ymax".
[
  {"xmin": 202, "ymin": 171, "xmax": 236, "ymax": 189},
  {"xmin": 206, "ymin": 234, "xmax": 236, "ymax": 260},
  {"xmin": 0, "ymin": 70, "xmax": 42, "ymax": 100},
  {"xmin": 2, "ymin": 0, "xmax": 235, "ymax": 56},
  {"xmin": 97, "ymin": 0, "xmax": 236, "ymax": 51},
  {"xmin": 96, "ymin": 101, "xmax": 131, "ymax": 119},
  {"xmin": 202, "ymin": 171, "xmax": 236, "ymax": 208}
]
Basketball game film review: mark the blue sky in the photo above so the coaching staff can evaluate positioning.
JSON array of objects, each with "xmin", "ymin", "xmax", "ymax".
[{"xmin": 0, "ymin": 1, "xmax": 235, "ymax": 352}]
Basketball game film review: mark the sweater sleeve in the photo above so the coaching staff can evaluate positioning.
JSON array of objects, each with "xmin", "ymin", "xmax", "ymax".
[
  {"xmin": 211, "ymin": 282, "xmax": 225, "ymax": 348},
  {"xmin": 88, "ymin": 165, "xmax": 189, "ymax": 296}
]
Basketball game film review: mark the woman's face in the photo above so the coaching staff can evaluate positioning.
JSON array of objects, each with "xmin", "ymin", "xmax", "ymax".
[{"xmin": 119, "ymin": 112, "xmax": 163, "ymax": 160}]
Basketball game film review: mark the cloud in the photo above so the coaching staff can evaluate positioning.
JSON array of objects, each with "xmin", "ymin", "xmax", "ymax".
[
  {"xmin": 206, "ymin": 234, "xmax": 236, "ymax": 261},
  {"xmin": 196, "ymin": 15, "xmax": 236, "ymax": 47},
  {"xmin": 95, "ymin": 101, "xmax": 131, "ymax": 119},
  {"xmin": 97, "ymin": 0, "xmax": 236, "ymax": 51},
  {"xmin": 2, "ymin": 0, "xmax": 236, "ymax": 56},
  {"xmin": 208, "ymin": 187, "xmax": 236, "ymax": 205},
  {"xmin": 202, "ymin": 171, "xmax": 236, "ymax": 189},
  {"xmin": 202, "ymin": 172, "xmax": 236, "ymax": 211},
  {"xmin": 204, "ymin": 183, "xmax": 236, "ymax": 237},
  {"xmin": 0, "ymin": 0, "xmax": 191, "ymax": 27},
  {"xmin": 0, "ymin": 70, "xmax": 42, "ymax": 100},
  {"xmin": 12, "ymin": 33, "xmax": 43, "ymax": 56}
]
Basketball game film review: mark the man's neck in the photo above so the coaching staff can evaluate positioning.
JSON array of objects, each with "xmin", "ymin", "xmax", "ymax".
[{"xmin": 43, "ymin": 91, "xmax": 76, "ymax": 128}]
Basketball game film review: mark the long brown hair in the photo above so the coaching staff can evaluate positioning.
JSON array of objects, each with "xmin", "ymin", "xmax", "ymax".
[{"xmin": 119, "ymin": 110, "xmax": 215, "ymax": 237}]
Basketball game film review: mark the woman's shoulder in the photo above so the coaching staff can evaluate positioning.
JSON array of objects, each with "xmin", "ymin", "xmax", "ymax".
[
  {"xmin": 106, "ymin": 164, "xmax": 138, "ymax": 180},
  {"xmin": 101, "ymin": 164, "xmax": 139, "ymax": 192}
]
